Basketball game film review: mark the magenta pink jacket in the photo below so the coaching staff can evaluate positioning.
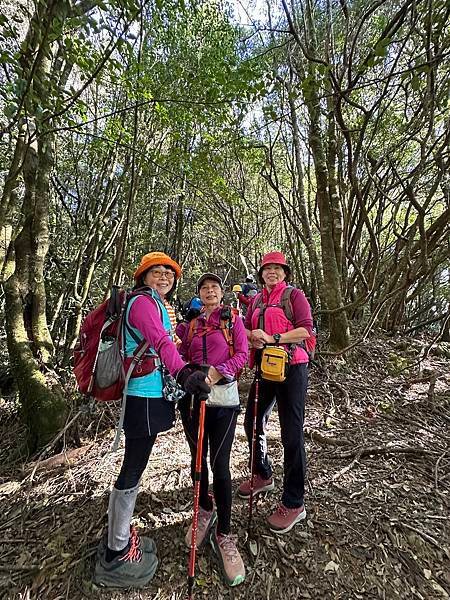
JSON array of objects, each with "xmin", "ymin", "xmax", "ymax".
[
  {"xmin": 179, "ymin": 306, "xmax": 248, "ymax": 381},
  {"xmin": 244, "ymin": 281, "xmax": 313, "ymax": 366},
  {"xmin": 129, "ymin": 295, "xmax": 185, "ymax": 375}
]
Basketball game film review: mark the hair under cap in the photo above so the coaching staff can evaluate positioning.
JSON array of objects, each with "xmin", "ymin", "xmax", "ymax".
[{"xmin": 196, "ymin": 273, "xmax": 223, "ymax": 294}]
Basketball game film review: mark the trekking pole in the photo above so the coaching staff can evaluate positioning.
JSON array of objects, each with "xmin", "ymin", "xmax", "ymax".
[
  {"xmin": 187, "ymin": 391, "xmax": 208, "ymax": 600},
  {"xmin": 248, "ymin": 362, "xmax": 260, "ymax": 536}
]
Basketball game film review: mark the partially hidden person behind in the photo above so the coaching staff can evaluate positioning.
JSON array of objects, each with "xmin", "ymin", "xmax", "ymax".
[
  {"xmin": 178, "ymin": 273, "xmax": 248, "ymax": 586},
  {"xmin": 241, "ymin": 274, "xmax": 258, "ymax": 302},
  {"xmin": 94, "ymin": 252, "xmax": 210, "ymax": 589},
  {"xmin": 233, "ymin": 274, "xmax": 258, "ymax": 315},
  {"xmin": 238, "ymin": 251, "xmax": 314, "ymax": 534},
  {"xmin": 175, "ymin": 296, "xmax": 203, "ymax": 342}
]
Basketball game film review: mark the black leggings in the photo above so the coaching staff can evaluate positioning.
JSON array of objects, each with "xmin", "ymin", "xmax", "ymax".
[
  {"xmin": 115, "ymin": 435, "xmax": 157, "ymax": 490},
  {"xmin": 179, "ymin": 396, "xmax": 238, "ymax": 535},
  {"xmin": 244, "ymin": 363, "xmax": 308, "ymax": 508}
]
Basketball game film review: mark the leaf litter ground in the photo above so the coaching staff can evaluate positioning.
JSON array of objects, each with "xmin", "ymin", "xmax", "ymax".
[{"xmin": 0, "ymin": 336, "xmax": 449, "ymax": 600}]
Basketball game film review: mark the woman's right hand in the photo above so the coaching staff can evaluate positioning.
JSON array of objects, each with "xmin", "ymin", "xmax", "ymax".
[{"xmin": 177, "ymin": 365, "xmax": 211, "ymax": 395}]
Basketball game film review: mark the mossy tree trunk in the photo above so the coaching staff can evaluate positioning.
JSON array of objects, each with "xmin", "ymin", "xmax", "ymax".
[
  {"xmin": 2, "ymin": 0, "xmax": 72, "ymax": 452},
  {"xmin": 302, "ymin": 3, "xmax": 350, "ymax": 350},
  {"xmin": 4, "ymin": 126, "xmax": 67, "ymax": 452}
]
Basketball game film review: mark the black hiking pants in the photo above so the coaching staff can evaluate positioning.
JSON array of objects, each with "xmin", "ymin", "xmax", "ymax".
[
  {"xmin": 243, "ymin": 363, "xmax": 308, "ymax": 509},
  {"xmin": 179, "ymin": 394, "xmax": 239, "ymax": 535},
  {"xmin": 115, "ymin": 435, "xmax": 157, "ymax": 490}
]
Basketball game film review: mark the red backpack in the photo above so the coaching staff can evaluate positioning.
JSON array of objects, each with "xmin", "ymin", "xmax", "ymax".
[
  {"xmin": 73, "ymin": 286, "xmax": 160, "ymax": 402},
  {"xmin": 252, "ymin": 287, "xmax": 317, "ymax": 360}
]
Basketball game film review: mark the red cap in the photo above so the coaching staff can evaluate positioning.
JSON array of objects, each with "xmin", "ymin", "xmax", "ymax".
[{"xmin": 259, "ymin": 251, "xmax": 290, "ymax": 269}]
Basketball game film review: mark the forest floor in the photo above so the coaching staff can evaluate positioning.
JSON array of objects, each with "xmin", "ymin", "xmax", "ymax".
[{"xmin": 0, "ymin": 335, "xmax": 449, "ymax": 600}]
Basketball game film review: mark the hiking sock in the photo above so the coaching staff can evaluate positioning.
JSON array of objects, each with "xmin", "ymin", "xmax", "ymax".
[
  {"xmin": 107, "ymin": 483, "xmax": 140, "ymax": 552},
  {"xmin": 105, "ymin": 542, "xmax": 130, "ymax": 563}
]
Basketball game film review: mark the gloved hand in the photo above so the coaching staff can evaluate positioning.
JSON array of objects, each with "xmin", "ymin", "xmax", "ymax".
[
  {"xmin": 185, "ymin": 307, "xmax": 201, "ymax": 321},
  {"xmin": 177, "ymin": 365, "xmax": 211, "ymax": 396}
]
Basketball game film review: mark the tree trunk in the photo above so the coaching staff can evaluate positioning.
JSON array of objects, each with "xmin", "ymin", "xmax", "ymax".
[
  {"xmin": 287, "ymin": 74, "xmax": 324, "ymax": 304},
  {"xmin": 2, "ymin": 0, "xmax": 73, "ymax": 451},
  {"xmin": 0, "ymin": 125, "xmax": 25, "ymax": 281},
  {"xmin": 283, "ymin": 0, "xmax": 350, "ymax": 349},
  {"xmin": 4, "ymin": 128, "xmax": 67, "ymax": 452},
  {"xmin": 305, "ymin": 73, "xmax": 350, "ymax": 349}
]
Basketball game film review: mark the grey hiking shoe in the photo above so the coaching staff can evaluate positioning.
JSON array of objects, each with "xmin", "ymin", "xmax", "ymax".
[
  {"xmin": 93, "ymin": 529, "xmax": 158, "ymax": 588},
  {"xmin": 96, "ymin": 525, "xmax": 156, "ymax": 558}
]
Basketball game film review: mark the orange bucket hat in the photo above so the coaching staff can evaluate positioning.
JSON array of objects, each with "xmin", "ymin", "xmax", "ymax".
[{"xmin": 133, "ymin": 251, "xmax": 182, "ymax": 281}]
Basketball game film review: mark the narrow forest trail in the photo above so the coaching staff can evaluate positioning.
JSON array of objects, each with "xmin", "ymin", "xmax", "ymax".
[{"xmin": 1, "ymin": 337, "xmax": 449, "ymax": 600}]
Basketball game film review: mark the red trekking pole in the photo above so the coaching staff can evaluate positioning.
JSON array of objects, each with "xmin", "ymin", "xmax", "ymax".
[
  {"xmin": 187, "ymin": 392, "xmax": 208, "ymax": 600},
  {"xmin": 248, "ymin": 363, "xmax": 261, "ymax": 535}
]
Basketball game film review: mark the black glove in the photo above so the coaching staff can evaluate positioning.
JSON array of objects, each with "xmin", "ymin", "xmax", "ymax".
[
  {"xmin": 185, "ymin": 307, "xmax": 201, "ymax": 321},
  {"xmin": 177, "ymin": 365, "xmax": 211, "ymax": 396}
]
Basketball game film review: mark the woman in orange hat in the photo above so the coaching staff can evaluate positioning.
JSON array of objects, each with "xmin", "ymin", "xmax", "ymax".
[
  {"xmin": 237, "ymin": 251, "xmax": 315, "ymax": 535},
  {"xmin": 134, "ymin": 252, "xmax": 182, "ymax": 345},
  {"xmin": 94, "ymin": 252, "xmax": 211, "ymax": 589}
]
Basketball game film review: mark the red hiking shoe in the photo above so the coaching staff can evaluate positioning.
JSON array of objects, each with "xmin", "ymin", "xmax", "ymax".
[
  {"xmin": 184, "ymin": 506, "xmax": 217, "ymax": 549},
  {"xmin": 210, "ymin": 529, "xmax": 245, "ymax": 587},
  {"xmin": 267, "ymin": 503, "xmax": 306, "ymax": 534},
  {"xmin": 237, "ymin": 474, "xmax": 274, "ymax": 498}
]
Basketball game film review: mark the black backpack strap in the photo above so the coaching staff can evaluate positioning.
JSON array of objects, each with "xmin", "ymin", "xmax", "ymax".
[
  {"xmin": 258, "ymin": 305, "xmax": 267, "ymax": 330},
  {"xmin": 106, "ymin": 285, "xmax": 122, "ymax": 319},
  {"xmin": 219, "ymin": 305, "xmax": 236, "ymax": 357}
]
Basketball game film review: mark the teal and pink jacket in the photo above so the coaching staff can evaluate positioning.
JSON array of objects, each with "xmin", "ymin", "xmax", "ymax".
[{"xmin": 244, "ymin": 281, "xmax": 313, "ymax": 367}]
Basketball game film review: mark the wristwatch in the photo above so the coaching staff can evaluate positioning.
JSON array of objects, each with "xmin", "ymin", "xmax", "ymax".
[{"xmin": 273, "ymin": 333, "xmax": 282, "ymax": 345}]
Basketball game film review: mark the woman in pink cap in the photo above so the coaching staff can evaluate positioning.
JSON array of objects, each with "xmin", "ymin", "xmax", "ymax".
[{"xmin": 237, "ymin": 251, "xmax": 314, "ymax": 534}]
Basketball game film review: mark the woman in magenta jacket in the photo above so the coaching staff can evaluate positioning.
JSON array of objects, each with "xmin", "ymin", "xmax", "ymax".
[
  {"xmin": 237, "ymin": 251, "xmax": 314, "ymax": 535},
  {"xmin": 178, "ymin": 273, "xmax": 248, "ymax": 587}
]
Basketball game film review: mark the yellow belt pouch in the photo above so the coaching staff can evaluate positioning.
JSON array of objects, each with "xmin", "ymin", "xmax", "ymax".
[{"xmin": 260, "ymin": 346, "xmax": 289, "ymax": 382}]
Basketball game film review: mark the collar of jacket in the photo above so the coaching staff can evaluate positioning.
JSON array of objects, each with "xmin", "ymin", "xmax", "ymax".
[
  {"xmin": 197, "ymin": 305, "xmax": 223, "ymax": 325},
  {"xmin": 262, "ymin": 280, "xmax": 288, "ymax": 304}
]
